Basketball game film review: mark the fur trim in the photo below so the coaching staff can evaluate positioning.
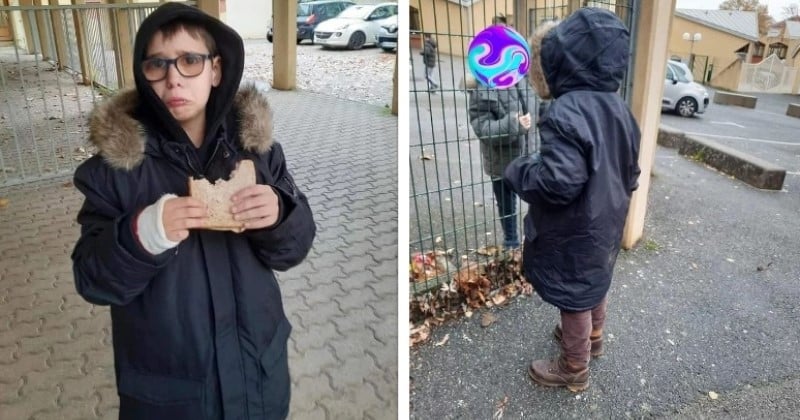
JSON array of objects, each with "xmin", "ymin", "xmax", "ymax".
[
  {"xmin": 529, "ymin": 21, "xmax": 559, "ymax": 100},
  {"xmin": 234, "ymin": 83, "xmax": 274, "ymax": 154},
  {"xmin": 87, "ymin": 84, "xmax": 274, "ymax": 170},
  {"xmin": 88, "ymin": 89, "xmax": 145, "ymax": 170}
]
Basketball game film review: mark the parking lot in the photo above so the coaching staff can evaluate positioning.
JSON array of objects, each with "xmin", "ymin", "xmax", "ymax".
[
  {"xmin": 660, "ymin": 88, "xmax": 800, "ymax": 190},
  {"xmin": 242, "ymin": 39, "xmax": 396, "ymax": 107}
]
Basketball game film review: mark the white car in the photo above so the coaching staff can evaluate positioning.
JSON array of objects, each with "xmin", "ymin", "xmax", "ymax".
[
  {"xmin": 662, "ymin": 60, "xmax": 710, "ymax": 117},
  {"xmin": 313, "ymin": 3, "xmax": 398, "ymax": 50}
]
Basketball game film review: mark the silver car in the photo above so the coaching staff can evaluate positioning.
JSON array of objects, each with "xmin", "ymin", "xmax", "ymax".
[{"xmin": 662, "ymin": 60, "xmax": 709, "ymax": 117}]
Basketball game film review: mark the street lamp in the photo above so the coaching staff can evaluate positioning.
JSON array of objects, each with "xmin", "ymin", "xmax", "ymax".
[{"xmin": 682, "ymin": 32, "xmax": 702, "ymax": 71}]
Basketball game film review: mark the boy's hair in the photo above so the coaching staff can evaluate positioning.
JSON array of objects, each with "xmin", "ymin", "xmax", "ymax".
[
  {"xmin": 154, "ymin": 20, "xmax": 217, "ymax": 55},
  {"xmin": 492, "ymin": 15, "xmax": 507, "ymax": 25}
]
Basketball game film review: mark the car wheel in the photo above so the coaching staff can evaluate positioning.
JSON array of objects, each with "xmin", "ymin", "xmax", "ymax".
[
  {"xmin": 676, "ymin": 97, "xmax": 698, "ymax": 117},
  {"xmin": 347, "ymin": 32, "xmax": 366, "ymax": 50},
  {"xmin": 267, "ymin": 34, "xmax": 273, "ymax": 43},
  {"xmin": 381, "ymin": 47, "xmax": 395, "ymax": 53},
  {"xmin": 297, "ymin": 38, "xmax": 303, "ymax": 45}
]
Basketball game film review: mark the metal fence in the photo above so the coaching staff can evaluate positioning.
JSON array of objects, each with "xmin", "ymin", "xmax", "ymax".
[
  {"xmin": 409, "ymin": 0, "xmax": 638, "ymax": 295},
  {"xmin": 0, "ymin": 2, "xmax": 194, "ymax": 187}
]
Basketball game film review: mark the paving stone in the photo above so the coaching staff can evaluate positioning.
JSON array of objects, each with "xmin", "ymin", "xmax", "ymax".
[
  {"xmin": 35, "ymin": 396, "xmax": 99, "ymax": 420},
  {"xmin": 292, "ymin": 346, "xmax": 339, "ymax": 379},
  {"xmin": 326, "ymin": 354, "xmax": 379, "ymax": 393},
  {"xmin": 291, "ymin": 373, "xmax": 335, "ymax": 413},
  {"xmin": 2, "ymin": 387, "xmax": 59, "ymax": 420},
  {"xmin": 291, "ymin": 322, "xmax": 342, "ymax": 352}
]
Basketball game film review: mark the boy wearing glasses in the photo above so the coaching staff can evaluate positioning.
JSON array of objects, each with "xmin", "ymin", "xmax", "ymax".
[{"xmin": 71, "ymin": 3, "xmax": 315, "ymax": 419}]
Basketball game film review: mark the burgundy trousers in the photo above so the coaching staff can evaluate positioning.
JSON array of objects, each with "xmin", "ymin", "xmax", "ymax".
[{"xmin": 559, "ymin": 297, "xmax": 607, "ymax": 371}]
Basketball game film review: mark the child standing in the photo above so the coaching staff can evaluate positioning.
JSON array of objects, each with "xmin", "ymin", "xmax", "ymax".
[
  {"xmin": 422, "ymin": 32, "xmax": 439, "ymax": 92},
  {"xmin": 503, "ymin": 8, "xmax": 641, "ymax": 391},
  {"xmin": 71, "ymin": 3, "xmax": 315, "ymax": 418}
]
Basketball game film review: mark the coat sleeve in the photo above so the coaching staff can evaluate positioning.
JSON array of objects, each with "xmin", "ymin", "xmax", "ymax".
[
  {"xmin": 71, "ymin": 160, "xmax": 175, "ymax": 306},
  {"xmin": 503, "ymin": 118, "xmax": 589, "ymax": 206},
  {"xmin": 244, "ymin": 142, "xmax": 316, "ymax": 271},
  {"xmin": 468, "ymin": 90, "xmax": 523, "ymax": 146}
]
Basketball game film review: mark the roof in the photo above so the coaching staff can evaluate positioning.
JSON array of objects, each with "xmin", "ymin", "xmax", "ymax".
[
  {"xmin": 675, "ymin": 9, "xmax": 759, "ymax": 42},
  {"xmin": 786, "ymin": 20, "xmax": 800, "ymax": 38}
]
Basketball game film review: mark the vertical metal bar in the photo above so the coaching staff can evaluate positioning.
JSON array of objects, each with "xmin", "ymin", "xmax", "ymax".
[{"xmin": 39, "ymin": 6, "xmax": 61, "ymax": 174}]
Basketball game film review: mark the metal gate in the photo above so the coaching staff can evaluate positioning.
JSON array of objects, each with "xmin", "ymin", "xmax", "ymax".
[
  {"xmin": 0, "ymin": 2, "xmax": 189, "ymax": 187},
  {"xmin": 739, "ymin": 53, "xmax": 798, "ymax": 94},
  {"xmin": 409, "ymin": 0, "xmax": 639, "ymax": 294}
]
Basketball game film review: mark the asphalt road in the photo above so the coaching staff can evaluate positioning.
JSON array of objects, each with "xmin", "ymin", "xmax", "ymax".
[{"xmin": 661, "ymin": 88, "xmax": 800, "ymax": 180}]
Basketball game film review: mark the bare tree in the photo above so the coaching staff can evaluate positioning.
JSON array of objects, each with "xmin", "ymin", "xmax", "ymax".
[
  {"xmin": 782, "ymin": 3, "xmax": 800, "ymax": 19},
  {"xmin": 719, "ymin": 0, "xmax": 774, "ymax": 34}
]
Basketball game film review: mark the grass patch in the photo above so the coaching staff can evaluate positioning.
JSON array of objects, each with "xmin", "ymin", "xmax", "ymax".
[{"xmin": 644, "ymin": 239, "xmax": 661, "ymax": 251}]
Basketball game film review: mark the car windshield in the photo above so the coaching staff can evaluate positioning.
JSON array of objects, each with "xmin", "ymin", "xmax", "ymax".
[
  {"xmin": 298, "ymin": 4, "xmax": 312, "ymax": 16},
  {"xmin": 671, "ymin": 63, "xmax": 694, "ymax": 83},
  {"xmin": 338, "ymin": 5, "xmax": 373, "ymax": 19}
]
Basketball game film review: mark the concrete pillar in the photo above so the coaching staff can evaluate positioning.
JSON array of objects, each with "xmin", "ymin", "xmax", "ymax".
[
  {"xmin": 50, "ymin": 5, "xmax": 69, "ymax": 70},
  {"xmin": 33, "ymin": 0, "xmax": 52, "ymax": 59},
  {"xmin": 110, "ymin": 0, "xmax": 134, "ymax": 89},
  {"xmin": 71, "ymin": 0, "xmax": 92, "ymax": 85},
  {"xmin": 391, "ymin": 56, "xmax": 398, "ymax": 115},
  {"xmin": 196, "ymin": 0, "xmax": 222, "ymax": 20},
  {"xmin": 621, "ymin": 0, "xmax": 677, "ymax": 249},
  {"xmin": 272, "ymin": 0, "xmax": 297, "ymax": 90}
]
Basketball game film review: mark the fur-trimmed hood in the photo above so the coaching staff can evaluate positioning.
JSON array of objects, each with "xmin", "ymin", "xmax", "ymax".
[{"xmin": 88, "ymin": 83, "xmax": 273, "ymax": 171}]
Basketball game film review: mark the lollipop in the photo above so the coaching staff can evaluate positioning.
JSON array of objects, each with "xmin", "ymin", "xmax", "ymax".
[{"xmin": 467, "ymin": 25, "xmax": 530, "ymax": 89}]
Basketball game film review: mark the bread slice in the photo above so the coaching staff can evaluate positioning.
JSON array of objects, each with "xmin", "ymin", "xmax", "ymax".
[{"xmin": 188, "ymin": 159, "xmax": 256, "ymax": 233}]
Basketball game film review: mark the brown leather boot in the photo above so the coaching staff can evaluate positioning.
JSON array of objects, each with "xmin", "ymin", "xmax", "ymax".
[
  {"xmin": 528, "ymin": 357, "xmax": 589, "ymax": 392},
  {"xmin": 553, "ymin": 324, "xmax": 604, "ymax": 356}
]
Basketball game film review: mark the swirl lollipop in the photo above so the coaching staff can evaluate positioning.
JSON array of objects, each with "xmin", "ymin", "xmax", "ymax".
[{"xmin": 467, "ymin": 25, "xmax": 530, "ymax": 89}]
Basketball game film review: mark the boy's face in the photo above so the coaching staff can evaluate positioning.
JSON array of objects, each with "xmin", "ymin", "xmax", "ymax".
[{"xmin": 145, "ymin": 28, "xmax": 221, "ymax": 128}]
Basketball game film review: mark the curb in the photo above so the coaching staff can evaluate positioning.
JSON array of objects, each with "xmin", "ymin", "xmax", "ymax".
[{"xmin": 657, "ymin": 125, "xmax": 786, "ymax": 190}]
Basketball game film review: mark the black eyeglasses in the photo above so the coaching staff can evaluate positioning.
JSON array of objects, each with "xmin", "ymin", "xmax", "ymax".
[{"xmin": 142, "ymin": 53, "xmax": 216, "ymax": 82}]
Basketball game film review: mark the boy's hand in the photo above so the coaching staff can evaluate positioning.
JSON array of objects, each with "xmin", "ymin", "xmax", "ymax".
[
  {"xmin": 162, "ymin": 197, "xmax": 208, "ymax": 242},
  {"xmin": 231, "ymin": 185, "xmax": 280, "ymax": 230}
]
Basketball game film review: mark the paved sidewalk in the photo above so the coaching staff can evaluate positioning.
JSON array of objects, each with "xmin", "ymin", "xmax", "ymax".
[{"xmin": 0, "ymin": 90, "xmax": 398, "ymax": 419}]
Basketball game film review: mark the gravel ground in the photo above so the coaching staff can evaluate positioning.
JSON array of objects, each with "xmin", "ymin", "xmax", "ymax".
[{"xmin": 242, "ymin": 39, "xmax": 396, "ymax": 108}]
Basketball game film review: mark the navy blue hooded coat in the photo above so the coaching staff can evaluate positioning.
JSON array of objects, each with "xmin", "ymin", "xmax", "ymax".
[
  {"xmin": 503, "ymin": 8, "xmax": 641, "ymax": 312},
  {"xmin": 71, "ymin": 3, "xmax": 315, "ymax": 419}
]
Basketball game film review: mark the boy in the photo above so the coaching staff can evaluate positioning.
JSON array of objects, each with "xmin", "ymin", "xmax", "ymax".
[
  {"xmin": 422, "ymin": 32, "xmax": 438, "ymax": 92},
  {"xmin": 71, "ymin": 3, "xmax": 315, "ymax": 418},
  {"xmin": 503, "ymin": 8, "xmax": 641, "ymax": 391}
]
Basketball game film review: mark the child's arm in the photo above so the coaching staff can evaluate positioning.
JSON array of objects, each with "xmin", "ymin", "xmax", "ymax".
[
  {"xmin": 503, "ymin": 119, "xmax": 588, "ymax": 206},
  {"xmin": 71, "ymin": 163, "xmax": 177, "ymax": 306},
  {"xmin": 468, "ymin": 91, "xmax": 525, "ymax": 145},
  {"xmin": 243, "ymin": 143, "xmax": 316, "ymax": 271}
]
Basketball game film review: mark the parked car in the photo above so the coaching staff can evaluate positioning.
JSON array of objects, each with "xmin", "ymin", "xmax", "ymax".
[
  {"xmin": 313, "ymin": 3, "xmax": 399, "ymax": 50},
  {"xmin": 377, "ymin": 22, "xmax": 398, "ymax": 52},
  {"xmin": 662, "ymin": 59, "xmax": 710, "ymax": 117},
  {"xmin": 267, "ymin": 0, "xmax": 355, "ymax": 44}
]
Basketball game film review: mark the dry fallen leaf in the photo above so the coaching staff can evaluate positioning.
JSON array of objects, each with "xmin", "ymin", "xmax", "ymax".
[
  {"xmin": 491, "ymin": 294, "xmax": 507, "ymax": 306},
  {"xmin": 410, "ymin": 324, "xmax": 430, "ymax": 346},
  {"xmin": 421, "ymin": 153, "xmax": 435, "ymax": 160},
  {"xmin": 476, "ymin": 245, "xmax": 500, "ymax": 256},
  {"xmin": 434, "ymin": 334, "xmax": 450, "ymax": 347},
  {"xmin": 493, "ymin": 396, "xmax": 509, "ymax": 419},
  {"xmin": 708, "ymin": 391, "xmax": 719, "ymax": 400},
  {"xmin": 481, "ymin": 312, "xmax": 497, "ymax": 328},
  {"xmin": 0, "ymin": 198, "xmax": 8, "ymax": 209}
]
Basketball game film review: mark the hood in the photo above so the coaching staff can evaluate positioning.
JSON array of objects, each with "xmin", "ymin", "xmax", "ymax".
[
  {"xmin": 88, "ymin": 84, "xmax": 274, "ymax": 170},
  {"xmin": 529, "ymin": 8, "xmax": 630, "ymax": 99},
  {"xmin": 132, "ymin": 2, "xmax": 245, "ymax": 147}
]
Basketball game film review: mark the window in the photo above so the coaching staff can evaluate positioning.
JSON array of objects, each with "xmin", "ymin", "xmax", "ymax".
[
  {"xmin": 665, "ymin": 65, "xmax": 675, "ymax": 81},
  {"xmin": 410, "ymin": 6, "xmax": 421, "ymax": 33},
  {"xmin": 768, "ymin": 42, "xmax": 788, "ymax": 59}
]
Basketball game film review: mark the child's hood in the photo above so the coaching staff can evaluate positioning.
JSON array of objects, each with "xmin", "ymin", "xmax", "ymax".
[
  {"xmin": 131, "ymin": 2, "xmax": 245, "ymax": 147},
  {"xmin": 530, "ymin": 8, "xmax": 630, "ymax": 99}
]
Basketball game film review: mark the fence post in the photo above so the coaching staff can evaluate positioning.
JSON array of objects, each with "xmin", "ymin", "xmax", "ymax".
[
  {"xmin": 110, "ymin": 0, "xmax": 134, "ymax": 89},
  {"xmin": 621, "ymin": 0, "xmax": 677, "ymax": 249},
  {"xmin": 70, "ymin": 0, "xmax": 91, "ymax": 85},
  {"xmin": 49, "ymin": 6, "xmax": 69, "ymax": 70},
  {"xmin": 18, "ymin": 0, "xmax": 36, "ymax": 54},
  {"xmin": 33, "ymin": 0, "xmax": 52, "ymax": 60},
  {"xmin": 272, "ymin": 0, "xmax": 297, "ymax": 90},
  {"xmin": 392, "ymin": 56, "xmax": 398, "ymax": 115}
]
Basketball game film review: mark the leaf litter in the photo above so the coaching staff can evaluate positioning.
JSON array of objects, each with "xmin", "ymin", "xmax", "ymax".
[{"xmin": 409, "ymin": 248, "xmax": 532, "ymax": 346}]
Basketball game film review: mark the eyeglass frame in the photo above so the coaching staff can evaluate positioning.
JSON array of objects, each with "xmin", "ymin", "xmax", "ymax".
[{"xmin": 141, "ymin": 52, "xmax": 218, "ymax": 82}]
